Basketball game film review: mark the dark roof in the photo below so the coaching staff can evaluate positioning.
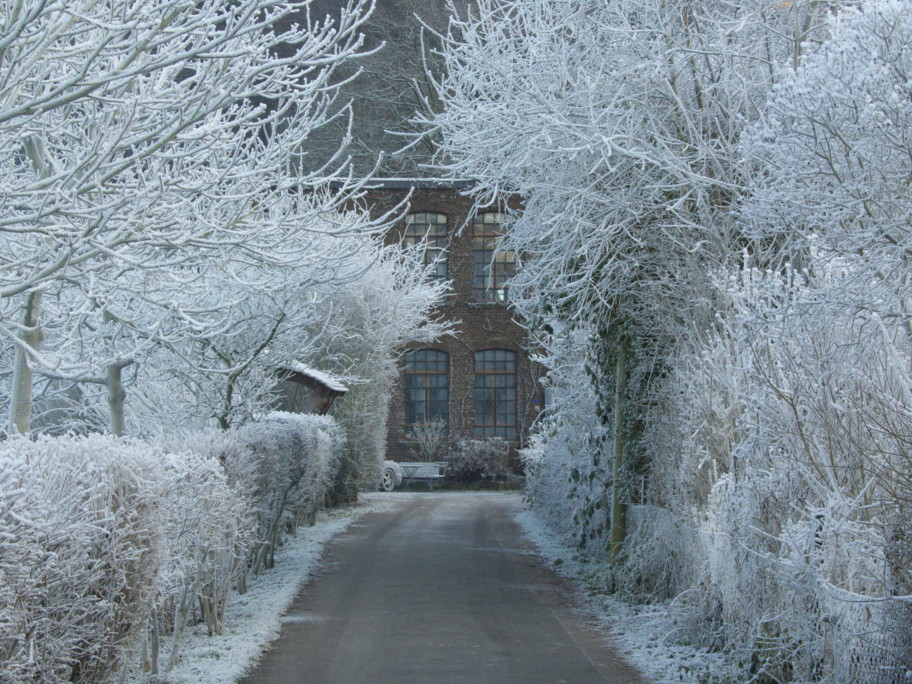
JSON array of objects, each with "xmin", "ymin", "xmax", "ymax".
[
  {"xmin": 297, "ymin": 0, "xmax": 471, "ymax": 178},
  {"xmin": 331, "ymin": 177, "xmax": 476, "ymax": 190}
]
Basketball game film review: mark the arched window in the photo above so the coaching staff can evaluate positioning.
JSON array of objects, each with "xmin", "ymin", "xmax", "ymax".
[
  {"xmin": 404, "ymin": 349, "xmax": 449, "ymax": 428},
  {"xmin": 473, "ymin": 349, "xmax": 517, "ymax": 438},
  {"xmin": 405, "ymin": 212, "xmax": 448, "ymax": 282},
  {"xmin": 472, "ymin": 212, "xmax": 515, "ymax": 301}
]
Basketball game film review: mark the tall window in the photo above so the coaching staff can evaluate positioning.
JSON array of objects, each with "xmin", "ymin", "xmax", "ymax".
[
  {"xmin": 405, "ymin": 212, "xmax": 448, "ymax": 282},
  {"xmin": 472, "ymin": 212, "xmax": 515, "ymax": 301},
  {"xmin": 473, "ymin": 349, "xmax": 517, "ymax": 438},
  {"xmin": 404, "ymin": 349, "xmax": 449, "ymax": 428}
]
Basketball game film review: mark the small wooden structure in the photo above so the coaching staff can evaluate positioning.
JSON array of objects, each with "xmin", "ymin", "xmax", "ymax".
[{"xmin": 276, "ymin": 362, "xmax": 348, "ymax": 415}]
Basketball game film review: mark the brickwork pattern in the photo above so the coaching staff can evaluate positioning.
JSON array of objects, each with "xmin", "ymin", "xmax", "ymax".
[{"xmin": 365, "ymin": 187, "xmax": 545, "ymax": 466}]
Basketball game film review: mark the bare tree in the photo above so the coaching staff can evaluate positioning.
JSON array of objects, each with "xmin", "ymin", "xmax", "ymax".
[
  {"xmin": 0, "ymin": 0, "xmax": 382, "ymax": 434},
  {"xmin": 409, "ymin": 418, "xmax": 448, "ymax": 462},
  {"xmin": 418, "ymin": 0, "xmax": 833, "ymax": 561}
]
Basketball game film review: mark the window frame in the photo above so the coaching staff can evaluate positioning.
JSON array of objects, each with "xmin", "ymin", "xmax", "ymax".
[
  {"xmin": 404, "ymin": 349, "xmax": 449, "ymax": 430},
  {"xmin": 473, "ymin": 349, "xmax": 518, "ymax": 439},
  {"xmin": 472, "ymin": 212, "xmax": 515, "ymax": 302},
  {"xmin": 404, "ymin": 212, "xmax": 449, "ymax": 283}
]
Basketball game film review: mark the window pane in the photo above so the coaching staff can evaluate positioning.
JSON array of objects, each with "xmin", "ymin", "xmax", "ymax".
[
  {"xmin": 404, "ymin": 349, "xmax": 449, "ymax": 429},
  {"xmin": 406, "ymin": 349, "xmax": 448, "ymax": 371},
  {"xmin": 472, "ymin": 213, "xmax": 514, "ymax": 301},
  {"xmin": 495, "ymin": 386, "xmax": 515, "ymax": 402},
  {"xmin": 405, "ymin": 213, "xmax": 449, "ymax": 281},
  {"xmin": 473, "ymin": 350, "xmax": 517, "ymax": 437}
]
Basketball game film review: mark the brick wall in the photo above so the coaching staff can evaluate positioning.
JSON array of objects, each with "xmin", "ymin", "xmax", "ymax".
[{"xmin": 362, "ymin": 185, "xmax": 545, "ymax": 467}]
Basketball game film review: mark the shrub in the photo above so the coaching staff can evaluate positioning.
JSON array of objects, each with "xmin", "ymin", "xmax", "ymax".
[
  {"xmin": 235, "ymin": 412, "xmax": 344, "ymax": 574},
  {"xmin": 0, "ymin": 435, "xmax": 164, "ymax": 683},
  {"xmin": 408, "ymin": 419, "xmax": 449, "ymax": 462},
  {"xmin": 141, "ymin": 436, "xmax": 255, "ymax": 674},
  {"xmin": 447, "ymin": 438, "xmax": 510, "ymax": 484},
  {"xmin": 0, "ymin": 414, "xmax": 346, "ymax": 682}
]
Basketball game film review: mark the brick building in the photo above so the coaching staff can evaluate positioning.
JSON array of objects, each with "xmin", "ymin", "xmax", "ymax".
[
  {"xmin": 361, "ymin": 180, "xmax": 544, "ymax": 465},
  {"xmin": 298, "ymin": 3, "xmax": 542, "ymax": 464}
]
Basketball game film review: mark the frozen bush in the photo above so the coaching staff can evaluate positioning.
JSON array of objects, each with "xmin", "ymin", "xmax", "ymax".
[
  {"xmin": 0, "ymin": 435, "xmax": 164, "ymax": 683},
  {"xmin": 329, "ymin": 379, "xmax": 390, "ymax": 501},
  {"xmin": 638, "ymin": 261, "xmax": 912, "ymax": 680},
  {"xmin": 140, "ymin": 434, "xmax": 255, "ymax": 674},
  {"xmin": 616, "ymin": 505, "xmax": 699, "ymax": 601},
  {"xmin": 317, "ymin": 241, "xmax": 451, "ymax": 498},
  {"xmin": 0, "ymin": 415, "xmax": 343, "ymax": 681},
  {"xmin": 521, "ymin": 326, "xmax": 613, "ymax": 556},
  {"xmin": 521, "ymin": 418, "xmax": 611, "ymax": 555},
  {"xmin": 448, "ymin": 438, "xmax": 510, "ymax": 484},
  {"xmin": 160, "ymin": 429, "xmax": 260, "ymax": 528},
  {"xmin": 0, "ymin": 433, "xmax": 258, "ymax": 681},
  {"xmin": 408, "ymin": 419, "xmax": 449, "ymax": 462},
  {"xmin": 235, "ymin": 412, "xmax": 344, "ymax": 574}
]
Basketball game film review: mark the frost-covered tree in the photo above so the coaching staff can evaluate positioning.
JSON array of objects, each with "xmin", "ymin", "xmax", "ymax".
[
  {"xmin": 0, "ymin": 0, "xmax": 377, "ymax": 434},
  {"xmin": 117, "ymin": 215, "xmax": 383, "ymax": 434},
  {"xmin": 423, "ymin": 0, "xmax": 831, "ymax": 325},
  {"xmin": 417, "ymin": 1, "xmax": 912, "ymax": 679},
  {"xmin": 313, "ymin": 239, "xmax": 451, "ymax": 499},
  {"xmin": 420, "ymin": 0, "xmax": 835, "ymax": 557},
  {"xmin": 15, "ymin": 208, "xmax": 447, "ymax": 443},
  {"xmin": 742, "ymin": 0, "xmax": 912, "ymax": 295}
]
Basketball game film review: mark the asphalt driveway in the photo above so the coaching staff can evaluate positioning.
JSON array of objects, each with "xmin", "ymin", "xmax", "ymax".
[{"xmin": 240, "ymin": 492, "xmax": 645, "ymax": 684}]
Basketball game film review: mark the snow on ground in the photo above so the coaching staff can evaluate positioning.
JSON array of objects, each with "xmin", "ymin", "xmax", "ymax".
[
  {"xmin": 134, "ymin": 491, "xmax": 738, "ymax": 683},
  {"xmin": 515, "ymin": 509, "xmax": 742, "ymax": 684},
  {"xmin": 134, "ymin": 496, "xmax": 395, "ymax": 684}
]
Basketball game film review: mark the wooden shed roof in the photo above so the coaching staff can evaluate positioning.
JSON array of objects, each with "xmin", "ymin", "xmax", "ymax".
[{"xmin": 280, "ymin": 362, "xmax": 349, "ymax": 396}]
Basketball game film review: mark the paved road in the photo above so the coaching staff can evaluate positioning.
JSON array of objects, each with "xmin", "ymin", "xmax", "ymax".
[{"xmin": 241, "ymin": 492, "xmax": 645, "ymax": 684}]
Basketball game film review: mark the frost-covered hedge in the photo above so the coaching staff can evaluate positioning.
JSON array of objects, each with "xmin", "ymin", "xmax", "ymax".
[
  {"xmin": 525, "ymin": 266, "xmax": 912, "ymax": 682},
  {"xmin": 447, "ymin": 438, "xmax": 510, "ymax": 484},
  {"xmin": 0, "ymin": 436, "xmax": 165, "ymax": 682},
  {"xmin": 234, "ymin": 412, "xmax": 343, "ymax": 575},
  {"xmin": 0, "ymin": 413, "xmax": 345, "ymax": 682},
  {"xmin": 654, "ymin": 267, "xmax": 912, "ymax": 682},
  {"xmin": 520, "ymin": 327, "xmax": 613, "ymax": 554},
  {"xmin": 142, "ymin": 444, "xmax": 253, "ymax": 675}
]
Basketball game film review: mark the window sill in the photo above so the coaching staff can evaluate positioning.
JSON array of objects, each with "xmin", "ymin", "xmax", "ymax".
[{"xmin": 466, "ymin": 300, "xmax": 509, "ymax": 308}]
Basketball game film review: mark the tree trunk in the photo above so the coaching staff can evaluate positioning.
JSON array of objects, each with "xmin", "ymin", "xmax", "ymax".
[
  {"xmin": 107, "ymin": 363, "xmax": 126, "ymax": 436},
  {"xmin": 610, "ymin": 339, "xmax": 627, "ymax": 563},
  {"xmin": 8, "ymin": 291, "xmax": 43, "ymax": 436}
]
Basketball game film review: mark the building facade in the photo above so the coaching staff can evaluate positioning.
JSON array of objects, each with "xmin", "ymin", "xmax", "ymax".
[{"xmin": 361, "ymin": 180, "xmax": 544, "ymax": 465}]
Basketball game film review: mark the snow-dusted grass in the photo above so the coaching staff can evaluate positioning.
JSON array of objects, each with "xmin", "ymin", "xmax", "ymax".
[
  {"xmin": 516, "ymin": 508, "xmax": 741, "ymax": 684},
  {"xmin": 134, "ymin": 497, "xmax": 393, "ymax": 684}
]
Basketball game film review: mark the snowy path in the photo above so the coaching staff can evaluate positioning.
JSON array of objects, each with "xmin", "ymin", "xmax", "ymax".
[
  {"xmin": 131, "ymin": 498, "xmax": 392, "ymax": 684},
  {"xmin": 240, "ymin": 492, "xmax": 644, "ymax": 683}
]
